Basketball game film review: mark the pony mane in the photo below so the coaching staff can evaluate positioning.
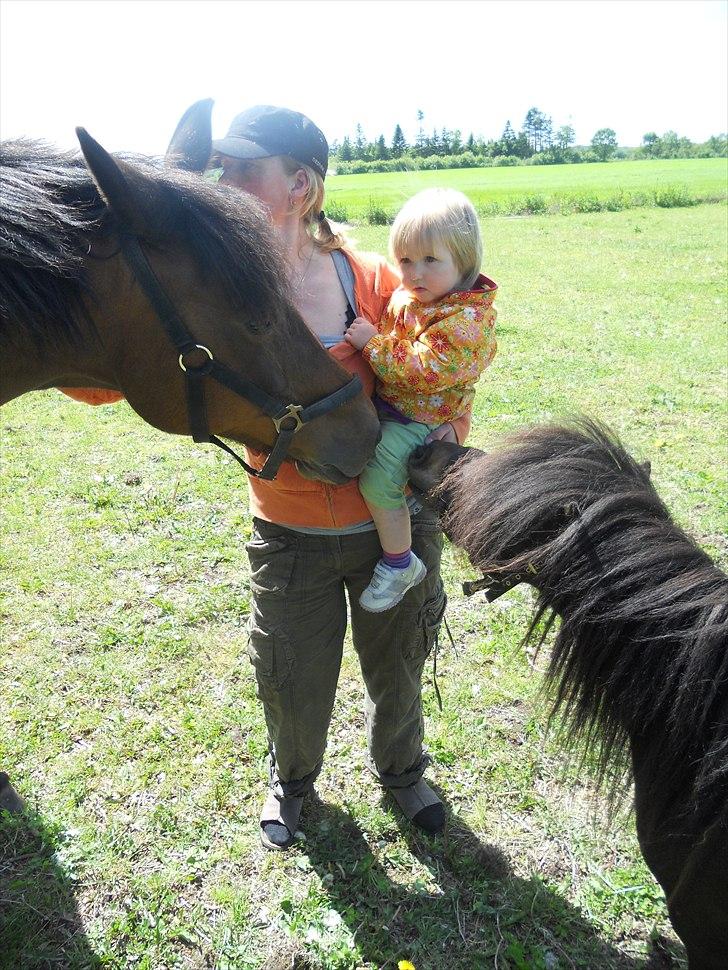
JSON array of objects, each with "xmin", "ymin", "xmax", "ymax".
[
  {"xmin": 0, "ymin": 139, "xmax": 290, "ymax": 350},
  {"xmin": 440, "ymin": 418, "xmax": 728, "ymax": 819}
]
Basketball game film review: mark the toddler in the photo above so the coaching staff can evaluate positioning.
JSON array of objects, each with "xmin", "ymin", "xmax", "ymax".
[{"xmin": 345, "ymin": 188, "xmax": 497, "ymax": 612}]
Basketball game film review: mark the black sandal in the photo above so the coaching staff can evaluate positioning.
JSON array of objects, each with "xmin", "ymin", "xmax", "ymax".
[
  {"xmin": 259, "ymin": 789, "xmax": 304, "ymax": 851},
  {"xmin": 389, "ymin": 779, "xmax": 445, "ymax": 833}
]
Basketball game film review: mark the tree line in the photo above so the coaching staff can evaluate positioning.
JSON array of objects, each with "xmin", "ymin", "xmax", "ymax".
[{"xmin": 331, "ymin": 107, "xmax": 727, "ymax": 174}]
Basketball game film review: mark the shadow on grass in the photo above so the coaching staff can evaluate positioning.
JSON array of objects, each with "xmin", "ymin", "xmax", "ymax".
[
  {"xmin": 293, "ymin": 783, "xmax": 684, "ymax": 970},
  {"xmin": 0, "ymin": 777, "xmax": 101, "ymax": 970}
]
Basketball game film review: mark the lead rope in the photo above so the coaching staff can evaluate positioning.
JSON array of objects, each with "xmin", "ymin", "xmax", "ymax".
[{"xmin": 432, "ymin": 612, "xmax": 458, "ymax": 713}]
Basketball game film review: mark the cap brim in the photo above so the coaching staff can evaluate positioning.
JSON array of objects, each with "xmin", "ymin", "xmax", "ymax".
[{"xmin": 211, "ymin": 137, "xmax": 273, "ymax": 160}]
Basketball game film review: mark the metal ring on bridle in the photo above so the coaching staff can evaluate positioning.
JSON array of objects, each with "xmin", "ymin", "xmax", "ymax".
[
  {"xmin": 178, "ymin": 344, "xmax": 214, "ymax": 372},
  {"xmin": 272, "ymin": 404, "xmax": 305, "ymax": 434}
]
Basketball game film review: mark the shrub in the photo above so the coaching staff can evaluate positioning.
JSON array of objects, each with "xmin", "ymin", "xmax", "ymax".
[
  {"xmin": 565, "ymin": 193, "xmax": 604, "ymax": 213},
  {"xmin": 492, "ymin": 155, "xmax": 520, "ymax": 167},
  {"xmin": 324, "ymin": 199, "xmax": 349, "ymax": 223},
  {"xmin": 366, "ymin": 199, "xmax": 393, "ymax": 225},
  {"xmin": 653, "ymin": 185, "xmax": 697, "ymax": 208},
  {"xmin": 474, "ymin": 200, "xmax": 502, "ymax": 217},
  {"xmin": 507, "ymin": 194, "xmax": 548, "ymax": 215},
  {"xmin": 603, "ymin": 191, "xmax": 632, "ymax": 211}
]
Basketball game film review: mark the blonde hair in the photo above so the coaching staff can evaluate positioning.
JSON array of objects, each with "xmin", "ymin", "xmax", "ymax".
[
  {"xmin": 389, "ymin": 188, "xmax": 483, "ymax": 289},
  {"xmin": 280, "ymin": 157, "xmax": 347, "ymax": 254}
]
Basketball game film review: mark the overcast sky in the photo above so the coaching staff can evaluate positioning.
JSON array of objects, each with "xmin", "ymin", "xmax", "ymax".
[{"xmin": 2, "ymin": 0, "xmax": 726, "ymax": 156}]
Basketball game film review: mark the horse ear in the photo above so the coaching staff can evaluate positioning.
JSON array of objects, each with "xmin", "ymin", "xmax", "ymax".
[
  {"xmin": 76, "ymin": 127, "xmax": 147, "ymax": 233},
  {"xmin": 165, "ymin": 98, "xmax": 213, "ymax": 172}
]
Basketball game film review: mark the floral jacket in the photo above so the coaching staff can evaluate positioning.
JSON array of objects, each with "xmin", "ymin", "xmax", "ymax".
[{"xmin": 361, "ymin": 275, "xmax": 498, "ymax": 424}]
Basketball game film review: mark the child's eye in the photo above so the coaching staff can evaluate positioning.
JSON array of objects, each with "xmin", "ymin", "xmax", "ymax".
[
  {"xmin": 399, "ymin": 257, "xmax": 411, "ymax": 265},
  {"xmin": 424, "ymin": 256, "xmax": 438, "ymax": 263}
]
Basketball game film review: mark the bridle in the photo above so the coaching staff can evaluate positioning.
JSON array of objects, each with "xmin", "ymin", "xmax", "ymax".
[
  {"xmin": 118, "ymin": 232, "xmax": 363, "ymax": 480},
  {"xmin": 460, "ymin": 504, "xmax": 604, "ymax": 602}
]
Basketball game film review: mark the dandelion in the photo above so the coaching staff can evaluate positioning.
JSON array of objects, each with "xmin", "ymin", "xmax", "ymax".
[{"xmin": 398, "ymin": 961, "xmax": 416, "ymax": 970}]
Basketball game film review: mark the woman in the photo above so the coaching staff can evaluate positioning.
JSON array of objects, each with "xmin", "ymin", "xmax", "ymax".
[{"xmin": 211, "ymin": 105, "xmax": 470, "ymax": 850}]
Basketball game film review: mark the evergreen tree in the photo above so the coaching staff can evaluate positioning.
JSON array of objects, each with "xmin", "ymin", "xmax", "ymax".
[
  {"xmin": 415, "ymin": 109, "xmax": 426, "ymax": 156},
  {"xmin": 354, "ymin": 123, "xmax": 367, "ymax": 160},
  {"xmin": 541, "ymin": 116, "xmax": 553, "ymax": 151},
  {"xmin": 374, "ymin": 134, "xmax": 389, "ymax": 160},
  {"xmin": 499, "ymin": 120, "xmax": 517, "ymax": 155},
  {"xmin": 513, "ymin": 132, "xmax": 532, "ymax": 159},
  {"xmin": 522, "ymin": 107, "xmax": 549, "ymax": 152},
  {"xmin": 339, "ymin": 136, "xmax": 353, "ymax": 162},
  {"xmin": 391, "ymin": 124, "xmax": 407, "ymax": 157}
]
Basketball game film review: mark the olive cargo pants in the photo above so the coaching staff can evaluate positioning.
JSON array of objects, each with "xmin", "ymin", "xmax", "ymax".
[{"xmin": 245, "ymin": 509, "xmax": 446, "ymax": 798}]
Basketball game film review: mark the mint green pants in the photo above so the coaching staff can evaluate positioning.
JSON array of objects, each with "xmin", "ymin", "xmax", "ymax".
[{"xmin": 358, "ymin": 419, "xmax": 434, "ymax": 510}]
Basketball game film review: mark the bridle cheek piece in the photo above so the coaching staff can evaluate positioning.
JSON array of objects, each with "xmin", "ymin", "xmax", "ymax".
[{"xmin": 119, "ymin": 233, "xmax": 362, "ymax": 480}]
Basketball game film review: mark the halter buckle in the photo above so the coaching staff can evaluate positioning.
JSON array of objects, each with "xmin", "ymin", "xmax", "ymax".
[
  {"xmin": 179, "ymin": 344, "xmax": 214, "ymax": 373},
  {"xmin": 272, "ymin": 404, "xmax": 305, "ymax": 434}
]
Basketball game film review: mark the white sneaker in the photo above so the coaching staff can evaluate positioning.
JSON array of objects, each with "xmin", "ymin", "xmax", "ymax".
[{"xmin": 359, "ymin": 553, "xmax": 427, "ymax": 613}]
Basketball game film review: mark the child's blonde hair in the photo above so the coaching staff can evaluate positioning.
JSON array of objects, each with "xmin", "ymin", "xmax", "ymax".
[{"xmin": 389, "ymin": 188, "xmax": 483, "ymax": 290}]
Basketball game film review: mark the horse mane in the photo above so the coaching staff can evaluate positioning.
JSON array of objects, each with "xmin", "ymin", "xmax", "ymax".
[
  {"xmin": 439, "ymin": 418, "xmax": 728, "ymax": 820},
  {"xmin": 0, "ymin": 139, "xmax": 291, "ymax": 350}
]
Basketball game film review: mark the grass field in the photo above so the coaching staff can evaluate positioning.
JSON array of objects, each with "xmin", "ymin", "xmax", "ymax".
[
  {"xmin": 1, "ymin": 201, "xmax": 726, "ymax": 969},
  {"xmin": 325, "ymin": 158, "xmax": 728, "ymax": 220}
]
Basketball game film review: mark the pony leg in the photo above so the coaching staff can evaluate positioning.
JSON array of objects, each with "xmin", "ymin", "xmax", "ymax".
[
  {"xmin": 665, "ymin": 807, "xmax": 728, "ymax": 970},
  {"xmin": 0, "ymin": 772, "xmax": 26, "ymax": 814}
]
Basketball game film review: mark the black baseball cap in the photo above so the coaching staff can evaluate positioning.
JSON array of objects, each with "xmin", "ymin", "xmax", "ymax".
[{"xmin": 212, "ymin": 105, "xmax": 328, "ymax": 177}]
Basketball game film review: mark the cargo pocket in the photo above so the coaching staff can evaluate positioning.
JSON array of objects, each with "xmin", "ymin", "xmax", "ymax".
[
  {"xmin": 245, "ymin": 530, "xmax": 298, "ymax": 596},
  {"xmin": 247, "ymin": 621, "xmax": 294, "ymax": 690},
  {"xmin": 403, "ymin": 584, "xmax": 447, "ymax": 662}
]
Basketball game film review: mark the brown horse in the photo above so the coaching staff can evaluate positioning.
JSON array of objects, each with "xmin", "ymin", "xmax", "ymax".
[
  {"xmin": 0, "ymin": 104, "xmax": 379, "ymax": 812},
  {"xmin": 0, "ymin": 101, "xmax": 379, "ymax": 484},
  {"xmin": 408, "ymin": 419, "xmax": 728, "ymax": 970}
]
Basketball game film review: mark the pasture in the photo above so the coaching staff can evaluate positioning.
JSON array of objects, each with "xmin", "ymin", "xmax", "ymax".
[
  {"xmin": 1, "ymin": 201, "xmax": 727, "ymax": 968},
  {"xmin": 326, "ymin": 158, "xmax": 728, "ymax": 220}
]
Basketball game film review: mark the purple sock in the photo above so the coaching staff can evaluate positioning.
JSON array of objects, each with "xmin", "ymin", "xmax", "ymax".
[{"xmin": 383, "ymin": 549, "xmax": 412, "ymax": 570}]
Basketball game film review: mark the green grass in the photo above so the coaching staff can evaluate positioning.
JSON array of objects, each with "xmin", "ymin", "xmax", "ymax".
[
  {"xmin": 1, "ymin": 203, "xmax": 726, "ymax": 968},
  {"xmin": 325, "ymin": 158, "xmax": 728, "ymax": 221}
]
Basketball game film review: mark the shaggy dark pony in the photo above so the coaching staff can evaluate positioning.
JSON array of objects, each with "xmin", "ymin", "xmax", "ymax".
[{"xmin": 408, "ymin": 418, "xmax": 728, "ymax": 970}]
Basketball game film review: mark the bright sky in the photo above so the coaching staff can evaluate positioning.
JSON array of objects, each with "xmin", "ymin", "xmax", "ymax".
[{"xmin": 1, "ymin": 0, "xmax": 726, "ymax": 156}]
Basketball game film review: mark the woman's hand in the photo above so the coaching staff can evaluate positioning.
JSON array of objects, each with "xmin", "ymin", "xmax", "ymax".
[
  {"xmin": 425, "ymin": 422, "xmax": 457, "ymax": 444},
  {"xmin": 345, "ymin": 316, "xmax": 378, "ymax": 350}
]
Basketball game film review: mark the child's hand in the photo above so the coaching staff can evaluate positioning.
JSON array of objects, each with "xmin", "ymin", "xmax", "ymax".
[
  {"xmin": 345, "ymin": 316, "xmax": 378, "ymax": 350},
  {"xmin": 425, "ymin": 422, "xmax": 457, "ymax": 444}
]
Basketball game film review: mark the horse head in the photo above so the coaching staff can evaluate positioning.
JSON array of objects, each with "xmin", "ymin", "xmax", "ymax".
[
  {"xmin": 71, "ymin": 126, "xmax": 378, "ymax": 482},
  {"xmin": 408, "ymin": 440, "xmax": 476, "ymax": 515}
]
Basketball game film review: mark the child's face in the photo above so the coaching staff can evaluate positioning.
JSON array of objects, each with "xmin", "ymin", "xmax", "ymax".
[{"xmin": 397, "ymin": 242, "xmax": 462, "ymax": 304}]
